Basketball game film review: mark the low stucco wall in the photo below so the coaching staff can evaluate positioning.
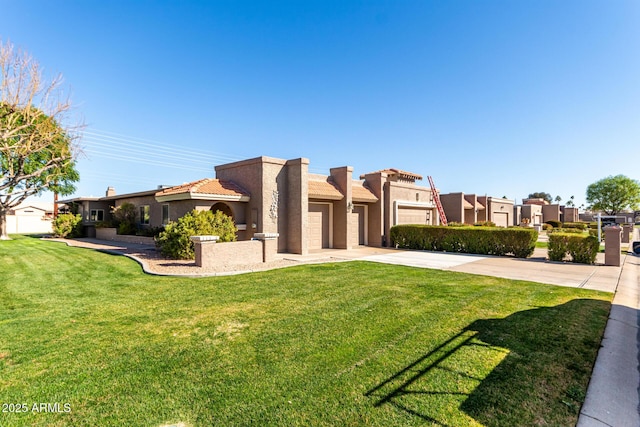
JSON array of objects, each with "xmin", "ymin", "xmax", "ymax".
[
  {"xmin": 95, "ymin": 227, "xmax": 155, "ymax": 245},
  {"xmin": 194, "ymin": 235, "xmax": 278, "ymax": 268}
]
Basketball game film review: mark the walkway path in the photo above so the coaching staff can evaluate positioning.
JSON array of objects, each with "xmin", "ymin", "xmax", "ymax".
[{"xmin": 577, "ymin": 228, "xmax": 640, "ymax": 427}]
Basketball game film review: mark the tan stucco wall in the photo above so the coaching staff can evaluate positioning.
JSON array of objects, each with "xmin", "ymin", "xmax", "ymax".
[
  {"xmin": 383, "ymin": 180, "xmax": 434, "ymax": 244},
  {"xmin": 562, "ymin": 207, "xmax": 579, "ymax": 223},
  {"xmin": 542, "ymin": 204, "xmax": 561, "ymax": 223},
  {"xmin": 521, "ymin": 204, "xmax": 543, "ymax": 225},
  {"xmin": 330, "ymin": 166, "xmax": 353, "ymax": 249},
  {"xmin": 463, "ymin": 194, "xmax": 479, "ymax": 224},
  {"xmin": 478, "ymin": 196, "xmax": 514, "ymax": 227},
  {"xmin": 440, "ymin": 193, "xmax": 464, "ymax": 223},
  {"xmin": 194, "ymin": 237, "xmax": 279, "ymax": 268},
  {"xmin": 215, "ymin": 156, "xmax": 310, "ymax": 254},
  {"xmin": 362, "ymin": 173, "xmax": 385, "ymax": 247}
]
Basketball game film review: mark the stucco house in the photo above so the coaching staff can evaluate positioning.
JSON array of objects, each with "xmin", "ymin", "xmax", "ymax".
[
  {"xmin": 61, "ymin": 155, "xmax": 441, "ymax": 254},
  {"xmin": 440, "ymin": 192, "xmax": 514, "ymax": 227}
]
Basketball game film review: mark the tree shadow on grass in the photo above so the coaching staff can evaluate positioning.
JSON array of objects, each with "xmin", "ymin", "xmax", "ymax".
[{"xmin": 365, "ymin": 299, "xmax": 611, "ymax": 426}]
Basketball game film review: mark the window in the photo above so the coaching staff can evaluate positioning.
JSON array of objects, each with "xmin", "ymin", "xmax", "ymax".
[
  {"xmin": 90, "ymin": 209, "xmax": 104, "ymax": 222},
  {"xmin": 162, "ymin": 204, "xmax": 170, "ymax": 225},
  {"xmin": 139, "ymin": 205, "xmax": 150, "ymax": 225}
]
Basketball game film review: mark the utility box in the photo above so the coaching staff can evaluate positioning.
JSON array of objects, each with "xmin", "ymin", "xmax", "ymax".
[{"xmin": 604, "ymin": 226, "xmax": 622, "ymax": 266}]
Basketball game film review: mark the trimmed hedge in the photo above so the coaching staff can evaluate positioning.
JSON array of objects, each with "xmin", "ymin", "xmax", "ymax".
[
  {"xmin": 548, "ymin": 233, "xmax": 599, "ymax": 264},
  {"xmin": 545, "ymin": 220, "xmax": 562, "ymax": 228},
  {"xmin": 562, "ymin": 222, "xmax": 587, "ymax": 230},
  {"xmin": 390, "ymin": 225, "xmax": 538, "ymax": 258}
]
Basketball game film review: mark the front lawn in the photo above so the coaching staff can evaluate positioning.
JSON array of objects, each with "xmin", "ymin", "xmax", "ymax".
[{"xmin": 0, "ymin": 236, "xmax": 612, "ymax": 426}]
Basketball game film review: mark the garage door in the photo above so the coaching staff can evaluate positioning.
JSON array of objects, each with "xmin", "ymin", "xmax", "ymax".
[
  {"xmin": 493, "ymin": 212, "xmax": 509, "ymax": 227},
  {"xmin": 397, "ymin": 206, "xmax": 432, "ymax": 225},
  {"xmin": 309, "ymin": 203, "xmax": 330, "ymax": 249},
  {"xmin": 351, "ymin": 205, "xmax": 366, "ymax": 246}
]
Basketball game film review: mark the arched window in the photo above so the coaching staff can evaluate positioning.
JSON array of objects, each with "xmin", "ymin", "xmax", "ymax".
[{"xmin": 210, "ymin": 202, "xmax": 233, "ymax": 219}]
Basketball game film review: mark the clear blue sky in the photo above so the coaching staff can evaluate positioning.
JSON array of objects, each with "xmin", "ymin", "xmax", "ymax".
[{"xmin": 2, "ymin": 0, "xmax": 639, "ymax": 208}]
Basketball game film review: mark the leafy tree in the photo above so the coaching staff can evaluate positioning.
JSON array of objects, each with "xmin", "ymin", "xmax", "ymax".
[
  {"xmin": 554, "ymin": 195, "xmax": 562, "ymax": 203},
  {"xmin": 566, "ymin": 195, "xmax": 575, "ymax": 207},
  {"xmin": 586, "ymin": 175, "xmax": 640, "ymax": 215},
  {"xmin": 0, "ymin": 41, "xmax": 80, "ymax": 239},
  {"xmin": 527, "ymin": 192, "xmax": 552, "ymax": 204},
  {"xmin": 156, "ymin": 210, "xmax": 237, "ymax": 259}
]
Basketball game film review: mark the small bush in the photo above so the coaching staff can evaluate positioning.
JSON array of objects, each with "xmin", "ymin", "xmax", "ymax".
[
  {"xmin": 542, "ymin": 223, "xmax": 553, "ymax": 231},
  {"xmin": 52, "ymin": 213, "xmax": 83, "ymax": 238},
  {"xmin": 156, "ymin": 210, "xmax": 237, "ymax": 259},
  {"xmin": 390, "ymin": 225, "xmax": 538, "ymax": 258},
  {"xmin": 136, "ymin": 226, "xmax": 164, "ymax": 237},
  {"xmin": 548, "ymin": 233, "xmax": 599, "ymax": 264},
  {"xmin": 113, "ymin": 203, "xmax": 137, "ymax": 235},
  {"xmin": 545, "ymin": 220, "xmax": 562, "ymax": 229}
]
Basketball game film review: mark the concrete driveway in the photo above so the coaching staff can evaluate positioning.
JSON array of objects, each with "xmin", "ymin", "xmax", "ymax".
[{"xmin": 302, "ymin": 246, "xmax": 622, "ymax": 293}]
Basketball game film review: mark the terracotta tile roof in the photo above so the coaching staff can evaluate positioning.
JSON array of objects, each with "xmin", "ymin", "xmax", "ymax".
[
  {"xmin": 156, "ymin": 178, "xmax": 250, "ymax": 199},
  {"xmin": 463, "ymin": 199, "xmax": 474, "ymax": 209},
  {"xmin": 308, "ymin": 178, "xmax": 343, "ymax": 200},
  {"xmin": 352, "ymin": 181, "xmax": 378, "ymax": 202},
  {"xmin": 360, "ymin": 168, "xmax": 423, "ymax": 181}
]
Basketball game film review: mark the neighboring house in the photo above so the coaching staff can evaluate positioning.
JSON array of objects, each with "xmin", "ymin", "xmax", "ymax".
[
  {"xmin": 518, "ymin": 204, "xmax": 544, "ymax": 227},
  {"xmin": 6, "ymin": 201, "xmax": 54, "ymax": 234},
  {"xmin": 60, "ymin": 155, "xmax": 440, "ymax": 254},
  {"xmin": 440, "ymin": 193, "xmax": 514, "ymax": 227},
  {"xmin": 516, "ymin": 200, "xmax": 581, "ymax": 225},
  {"xmin": 478, "ymin": 196, "xmax": 515, "ymax": 227},
  {"xmin": 439, "ymin": 192, "xmax": 486, "ymax": 225}
]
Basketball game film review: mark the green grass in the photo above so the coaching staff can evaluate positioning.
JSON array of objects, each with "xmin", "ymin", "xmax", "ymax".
[{"xmin": 0, "ymin": 236, "xmax": 612, "ymax": 426}]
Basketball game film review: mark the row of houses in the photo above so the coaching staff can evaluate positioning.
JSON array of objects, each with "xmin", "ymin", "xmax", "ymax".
[
  {"xmin": 439, "ymin": 193, "xmax": 580, "ymax": 228},
  {"xmin": 57, "ymin": 155, "xmax": 587, "ymax": 255}
]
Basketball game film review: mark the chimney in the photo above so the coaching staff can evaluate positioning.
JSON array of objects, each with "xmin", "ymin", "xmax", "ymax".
[{"xmin": 106, "ymin": 187, "xmax": 116, "ymax": 197}]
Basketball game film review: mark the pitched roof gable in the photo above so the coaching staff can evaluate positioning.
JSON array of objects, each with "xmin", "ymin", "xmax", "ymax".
[{"xmin": 155, "ymin": 178, "xmax": 250, "ymax": 202}]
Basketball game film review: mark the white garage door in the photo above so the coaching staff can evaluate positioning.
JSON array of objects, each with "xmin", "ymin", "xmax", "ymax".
[
  {"xmin": 350, "ymin": 205, "xmax": 366, "ymax": 246},
  {"xmin": 493, "ymin": 212, "xmax": 509, "ymax": 227},
  {"xmin": 398, "ymin": 206, "xmax": 432, "ymax": 225},
  {"xmin": 309, "ymin": 203, "xmax": 330, "ymax": 249}
]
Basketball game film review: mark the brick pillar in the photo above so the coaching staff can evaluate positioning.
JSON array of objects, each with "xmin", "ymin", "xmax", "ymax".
[
  {"xmin": 604, "ymin": 226, "xmax": 622, "ymax": 267},
  {"xmin": 622, "ymin": 224, "xmax": 632, "ymax": 244},
  {"xmin": 254, "ymin": 233, "xmax": 279, "ymax": 262}
]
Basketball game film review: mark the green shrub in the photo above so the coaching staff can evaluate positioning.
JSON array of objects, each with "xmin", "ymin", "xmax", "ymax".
[
  {"xmin": 562, "ymin": 222, "xmax": 587, "ymax": 230},
  {"xmin": 545, "ymin": 220, "xmax": 562, "ymax": 228},
  {"xmin": 474, "ymin": 221, "xmax": 496, "ymax": 227},
  {"xmin": 136, "ymin": 226, "xmax": 164, "ymax": 237},
  {"xmin": 548, "ymin": 234, "xmax": 569, "ymax": 261},
  {"xmin": 447, "ymin": 222, "xmax": 467, "ymax": 227},
  {"xmin": 113, "ymin": 203, "xmax": 137, "ymax": 235},
  {"xmin": 52, "ymin": 213, "xmax": 83, "ymax": 238},
  {"xmin": 548, "ymin": 233, "xmax": 599, "ymax": 264},
  {"xmin": 550, "ymin": 228, "xmax": 586, "ymax": 234},
  {"xmin": 542, "ymin": 223, "xmax": 553, "ymax": 231},
  {"xmin": 156, "ymin": 210, "xmax": 237, "ymax": 259},
  {"xmin": 390, "ymin": 225, "xmax": 538, "ymax": 258}
]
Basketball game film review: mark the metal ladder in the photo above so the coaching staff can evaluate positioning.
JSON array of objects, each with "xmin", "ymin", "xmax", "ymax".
[{"xmin": 428, "ymin": 176, "xmax": 448, "ymax": 226}]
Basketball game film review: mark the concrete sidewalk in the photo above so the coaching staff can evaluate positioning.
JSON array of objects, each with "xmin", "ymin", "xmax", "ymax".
[{"xmin": 578, "ymin": 231, "xmax": 640, "ymax": 427}]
